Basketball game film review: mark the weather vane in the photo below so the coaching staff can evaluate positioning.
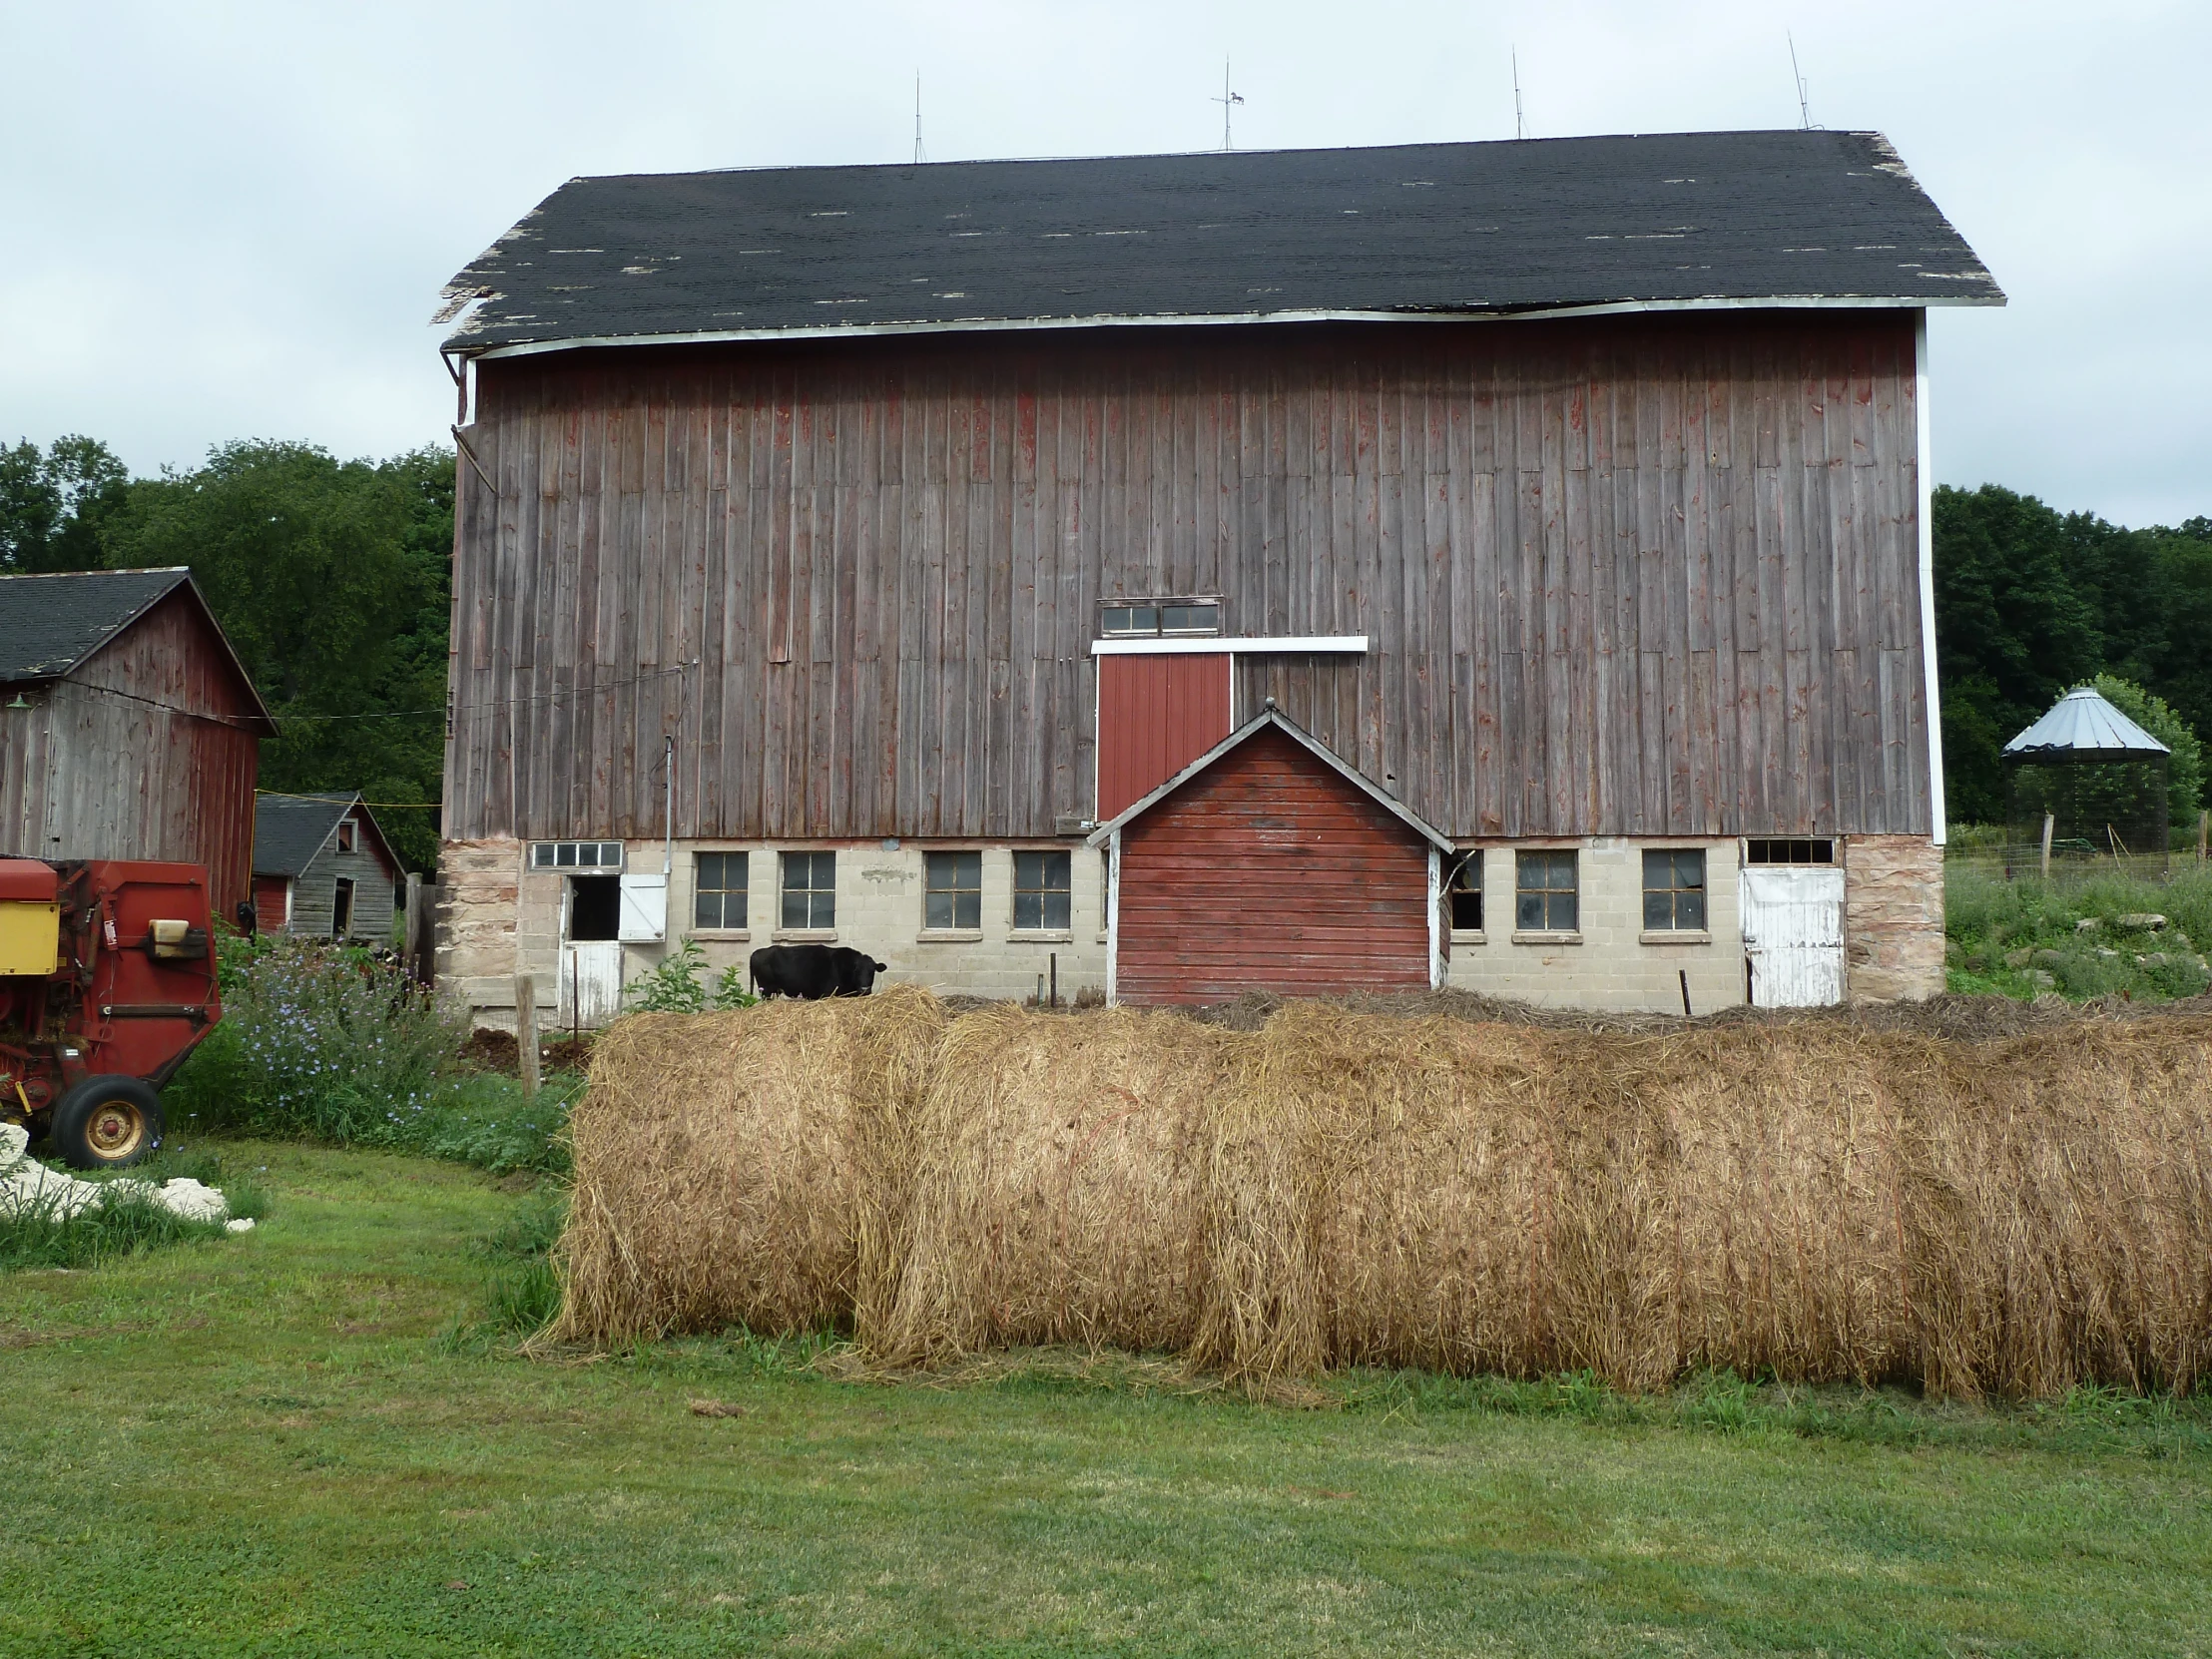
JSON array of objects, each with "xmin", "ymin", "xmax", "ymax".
[{"xmin": 1213, "ymin": 59, "xmax": 1244, "ymax": 152}]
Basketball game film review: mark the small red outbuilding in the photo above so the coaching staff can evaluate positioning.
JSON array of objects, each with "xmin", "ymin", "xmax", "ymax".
[{"xmin": 1090, "ymin": 705, "xmax": 1452, "ymax": 1005}]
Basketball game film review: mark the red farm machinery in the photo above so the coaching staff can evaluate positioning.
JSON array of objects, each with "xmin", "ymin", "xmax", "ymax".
[{"xmin": 0, "ymin": 857, "xmax": 221, "ymax": 1169}]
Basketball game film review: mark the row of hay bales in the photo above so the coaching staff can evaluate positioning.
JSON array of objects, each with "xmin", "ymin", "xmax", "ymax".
[{"xmin": 553, "ymin": 986, "xmax": 2212, "ymax": 1398}]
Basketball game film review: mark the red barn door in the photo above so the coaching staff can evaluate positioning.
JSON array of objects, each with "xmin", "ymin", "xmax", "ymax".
[{"xmin": 1095, "ymin": 653, "xmax": 1231, "ymax": 821}]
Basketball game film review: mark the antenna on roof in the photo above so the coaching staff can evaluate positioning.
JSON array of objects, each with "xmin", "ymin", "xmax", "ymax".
[
  {"xmin": 1213, "ymin": 58, "xmax": 1244, "ymax": 152},
  {"xmin": 913, "ymin": 72, "xmax": 927, "ymax": 164},
  {"xmin": 1511, "ymin": 47, "xmax": 1525, "ymax": 141},
  {"xmin": 1788, "ymin": 33, "xmax": 1812, "ymax": 130}
]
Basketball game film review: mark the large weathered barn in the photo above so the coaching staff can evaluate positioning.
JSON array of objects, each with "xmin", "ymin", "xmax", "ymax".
[
  {"xmin": 432, "ymin": 130, "xmax": 1999, "ymax": 1022},
  {"xmin": 0, "ymin": 569, "xmax": 272, "ymax": 920}
]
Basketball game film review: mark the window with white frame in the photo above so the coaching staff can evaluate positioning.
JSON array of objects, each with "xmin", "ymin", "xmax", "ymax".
[
  {"xmin": 1642, "ymin": 848, "xmax": 1708, "ymax": 932},
  {"xmin": 530, "ymin": 840, "xmax": 624, "ymax": 871},
  {"xmin": 781, "ymin": 851, "xmax": 835, "ymax": 930},
  {"xmin": 1514, "ymin": 850, "xmax": 1578, "ymax": 933},
  {"xmin": 1745, "ymin": 837, "xmax": 1834, "ymax": 865},
  {"xmin": 1098, "ymin": 599, "xmax": 1222, "ymax": 638},
  {"xmin": 1448, "ymin": 852, "xmax": 1483, "ymax": 932},
  {"xmin": 923, "ymin": 851, "xmax": 981, "ymax": 930},
  {"xmin": 1013, "ymin": 850, "xmax": 1071, "ymax": 930},
  {"xmin": 695, "ymin": 851, "xmax": 749, "ymax": 930}
]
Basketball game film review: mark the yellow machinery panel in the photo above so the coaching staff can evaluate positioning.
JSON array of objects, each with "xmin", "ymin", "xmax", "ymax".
[{"xmin": 0, "ymin": 901, "xmax": 60, "ymax": 976}]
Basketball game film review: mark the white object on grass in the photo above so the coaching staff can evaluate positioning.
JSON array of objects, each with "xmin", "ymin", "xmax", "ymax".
[{"xmin": 0, "ymin": 1121, "xmax": 248, "ymax": 1228}]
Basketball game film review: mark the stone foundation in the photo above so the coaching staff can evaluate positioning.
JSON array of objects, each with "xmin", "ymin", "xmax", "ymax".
[
  {"xmin": 433, "ymin": 836, "xmax": 523, "ymax": 1017},
  {"xmin": 1843, "ymin": 834, "xmax": 1945, "ymax": 1002},
  {"xmin": 435, "ymin": 830, "xmax": 1947, "ymax": 1022}
]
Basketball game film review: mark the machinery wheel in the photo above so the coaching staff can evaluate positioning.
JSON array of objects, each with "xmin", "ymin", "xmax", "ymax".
[{"xmin": 51, "ymin": 1077, "xmax": 166, "ymax": 1171}]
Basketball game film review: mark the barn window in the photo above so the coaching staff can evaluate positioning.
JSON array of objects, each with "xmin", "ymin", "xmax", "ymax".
[
  {"xmin": 336, "ymin": 820, "xmax": 356, "ymax": 853},
  {"xmin": 781, "ymin": 851, "xmax": 835, "ymax": 930},
  {"xmin": 1746, "ymin": 837, "xmax": 1834, "ymax": 865},
  {"xmin": 695, "ymin": 851, "xmax": 749, "ymax": 930},
  {"xmin": 1642, "ymin": 849, "xmax": 1708, "ymax": 931},
  {"xmin": 531, "ymin": 840, "xmax": 624, "ymax": 871},
  {"xmin": 1012, "ymin": 850, "xmax": 1071, "ymax": 930},
  {"xmin": 924, "ymin": 851, "xmax": 981, "ymax": 930},
  {"xmin": 1514, "ymin": 851, "xmax": 1577, "ymax": 932},
  {"xmin": 1448, "ymin": 853, "xmax": 1483, "ymax": 932},
  {"xmin": 1099, "ymin": 599, "xmax": 1222, "ymax": 638}
]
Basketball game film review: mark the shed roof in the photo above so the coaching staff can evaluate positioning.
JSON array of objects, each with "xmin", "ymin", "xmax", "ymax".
[
  {"xmin": 2002, "ymin": 688, "xmax": 2170, "ymax": 758},
  {"xmin": 0, "ymin": 567, "xmax": 192, "ymax": 681},
  {"xmin": 253, "ymin": 792, "xmax": 401, "ymax": 877},
  {"xmin": 438, "ymin": 129, "xmax": 2000, "ymax": 355},
  {"xmin": 0, "ymin": 567, "xmax": 276, "ymax": 733},
  {"xmin": 1087, "ymin": 704, "xmax": 1454, "ymax": 851}
]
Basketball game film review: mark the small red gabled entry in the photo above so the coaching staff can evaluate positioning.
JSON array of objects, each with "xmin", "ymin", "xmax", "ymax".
[
  {"xmin": 1095, "ymin": 654, "xmax": 1231, "ymax": 821},
  {"xmin": 1103, "ymin": 715, "xmax": 1447, "ymax": 1005}
]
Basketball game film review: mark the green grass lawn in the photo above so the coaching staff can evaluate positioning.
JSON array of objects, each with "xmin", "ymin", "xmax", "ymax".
[{"xmin": 5, "ymin": 1144, "xmax": 2211, "ymax": 1657}]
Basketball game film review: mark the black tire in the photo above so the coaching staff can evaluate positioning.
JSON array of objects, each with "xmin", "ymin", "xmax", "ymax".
[{"xmin": 51, "ymin": 1076, "xmax": 166, "ymax": 1171}]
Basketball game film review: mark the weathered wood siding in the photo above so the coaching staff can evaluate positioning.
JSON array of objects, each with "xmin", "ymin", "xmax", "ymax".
[
  {"xmin": 447, "ymin": 310, "xmax": 1930, "ymax": 842},
  {"xmin": 0, "ymin": 589, "xmax": 261, "ymax": 918},
  {"xmin": 287, "ymin": 837, "xmax": 398, "ymax": 943},
  {"xmin": 1116, "ymin": 726, "xmax": 1431, "ymax": 1003}
]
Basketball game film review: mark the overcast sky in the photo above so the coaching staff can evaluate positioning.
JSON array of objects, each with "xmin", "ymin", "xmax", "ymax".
[{"xmin": 4, "ymin": 1, "xmax": 2205, "ymax": 526}]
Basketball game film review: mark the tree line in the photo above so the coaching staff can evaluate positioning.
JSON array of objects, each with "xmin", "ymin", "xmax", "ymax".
[
  {"xmin": 3, "ymin": 437, "xmax": 2206, "ymax": 861},
  {"xmin": 1934, "ymin": 484, "xmax": 2211, "ymax": 829}
]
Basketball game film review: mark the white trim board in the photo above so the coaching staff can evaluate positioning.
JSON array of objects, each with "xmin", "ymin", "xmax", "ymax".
[
  {"xmin": 459, "ymin": 293, "xmax": 2000, "ymax": 362},
  {"xmin": 1915, "ymin": 310, "xmax": 1947, "ymax": 846},
  {"xmin": 1090, "ymin": 635, "xmax": 1367, "ymax": 657}
]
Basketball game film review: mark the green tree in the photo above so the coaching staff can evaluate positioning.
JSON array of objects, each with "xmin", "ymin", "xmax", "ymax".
[
  {"xmin": 2088, "ymin": 674, "xmax": 2205, "ymax": 831},
  {"xmin": 0, "ymin": 434, "xmax": 129, "ymax": 572},
  {"xmin": 1933, "ymin": 484, "xmax": 2101, "ymax": 823},
  {"xmin": 101, "ymin": 442, "xmax": 454, "ymax": 867}
]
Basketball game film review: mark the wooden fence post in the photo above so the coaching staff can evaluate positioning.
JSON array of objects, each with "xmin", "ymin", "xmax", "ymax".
[
  {"xmin": 515, "ymin": 973, "xmax": 540, "ymax": 1096},
  {"xmin": 2040, "ymin": 813, "xmax": 2054, "ymax": 881},
  {"xmin": 403, "ymin": 871, "xmax": 425, "ymax": 982},
  {"xmin": 2200, "ymin": 810, "xmax": 2208, "ymax": 865}
]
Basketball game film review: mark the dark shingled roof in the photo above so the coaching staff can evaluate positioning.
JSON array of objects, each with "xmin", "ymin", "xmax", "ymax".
[
  {"xmin": 253, "ymin": 794, "xmax": 356, "ymax": 877},
  {"xmin": 437, "ymin": 129, "xmax": 2001, "ymax": 353},
  {"xmin": 0, "ymin": 567, "xmax": 194, "ymax": 682},
  {"xmin": 254, "ymin": 792, "xmax": 401, "ymax": 877}
]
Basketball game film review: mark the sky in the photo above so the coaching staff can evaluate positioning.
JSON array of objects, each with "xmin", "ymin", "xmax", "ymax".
[{"xmin": 3, "ymin": 0, "xmax": 2206, "ymax": 527}]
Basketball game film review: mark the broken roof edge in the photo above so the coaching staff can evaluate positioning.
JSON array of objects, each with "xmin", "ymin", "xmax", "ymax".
[
  {"xmin": 446, "ymin": 291, "xmax": 1999, "ymax": 359},
  {"xmin": 1086, "ymin": 705, "xmax": 1454, "ymax": 852}
]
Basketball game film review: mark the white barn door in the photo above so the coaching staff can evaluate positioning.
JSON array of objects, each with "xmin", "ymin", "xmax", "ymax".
[
  {"xmin": 559, "ymin": 941, "xmax": 625, "ymax": 1028},
  {"xmin": 1740, "ymin": 866, "xmax": 1846, "ymax": 1007}
]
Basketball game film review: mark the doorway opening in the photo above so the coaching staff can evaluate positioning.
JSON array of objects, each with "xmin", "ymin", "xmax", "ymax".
[
  {"xmin": 331, "ymin": 877, "xmax": 354, "ymax": 939},
  {"xmin": 569, "ymin": 875, "xmax": 620, "ymax": 942}
]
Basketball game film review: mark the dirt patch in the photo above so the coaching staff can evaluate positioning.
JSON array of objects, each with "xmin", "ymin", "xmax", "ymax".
[{"xmin": 460, "ymin": 1027, "xmax": 596, "ymax": 1077}]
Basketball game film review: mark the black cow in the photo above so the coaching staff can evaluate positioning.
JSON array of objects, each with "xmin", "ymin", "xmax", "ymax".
[{"xmin": 749, "ymin": 943, "xmax": 889, "ymax": 1000}]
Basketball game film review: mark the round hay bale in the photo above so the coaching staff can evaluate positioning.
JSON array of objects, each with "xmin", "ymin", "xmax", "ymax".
[
  {"xmin": 867, "ymin": 1004, "xmax": 1241, "ymax": 1366},
  {"xmin": 550, "ymin": 985, "xmax": 946, "ymax": 1347},
  {"xmin": 1901, "ymin": 1011, "xmax": 2212, "ymax": 1399}
]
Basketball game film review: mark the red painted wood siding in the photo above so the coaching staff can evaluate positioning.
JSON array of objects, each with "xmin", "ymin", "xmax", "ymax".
[
  {"xmin": 1115, "ymin": 726, "xmax": 1431, "ymax": 1004},
  {"xmin": 1096, "ymin": 654, "xmax": 1231, "ymax": 821},
  {"xmin": 253, "ymin": 874, "xmax": 290, "ymax": 930}
]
